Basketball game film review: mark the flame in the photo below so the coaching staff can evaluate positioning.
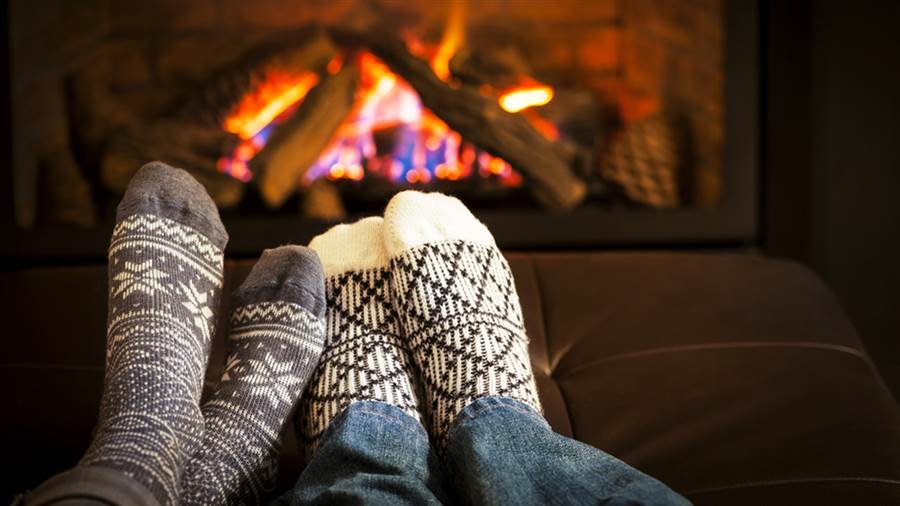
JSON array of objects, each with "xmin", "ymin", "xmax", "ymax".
[
  {"xmin": 224, "ymin": 72, "xmax": 319, "ymax": 140},
  {"xmin": 217, "ymin": 134, "xmax": 266, "ymax": 182},
  {"xmin": 499, "ymin": 85, "xmax": 554, "ymax": 113},
  {"xmin": 305, "ymin": 51, "xmax": 521, "ymax": 187},
  {"xmin": 522, "ymin": 110, "xmax": 560, "ymax": 140},
  {"xmin": 216, "ymin": 6, "xmax": 553, "ymax": 190},
  {"xmin": 432, "ymin": 2, "xmax": 466, "ymax": 81}
]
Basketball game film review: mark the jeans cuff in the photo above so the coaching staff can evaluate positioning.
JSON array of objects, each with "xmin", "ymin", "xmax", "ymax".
[
  {"xmin": 323, "ymin": 400, "xmax": 428, "ymax": 440},
  {"xmin": 449, "ymin": 396, "xmax": 550, "ymax": 435}
]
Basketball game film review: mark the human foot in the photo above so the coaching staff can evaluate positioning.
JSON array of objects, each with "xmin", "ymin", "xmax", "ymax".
[
  {"xmin": 383, "ymin": 191, "xmax": 541, "ymax": 448},
  {"xmin": 181, "ymin": 246, "xmax": 326, "ymax": 505},
  {"xmin": 79, "ymin": 162, "xmax": 228, "ymax": 504},
  {"xmin": 296, "ymin": 217, "xmax": 421, "ymax": 455}
]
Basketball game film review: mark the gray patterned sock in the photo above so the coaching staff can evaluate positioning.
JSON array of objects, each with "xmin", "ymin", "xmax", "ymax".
[
  {"xmin": 79, "ymin": 162, "xmax": 228, "ymax": 504},
  {"xmin": 296, "ymin": 217, "xmax": 422, "ymax": 456},
  {"xmin": 180, "ymin": 246, "xmax": 326, "ymax": 505},
  {"xmin": 383, "ymin": 191, "xmax": 542, "ymax": 449}
]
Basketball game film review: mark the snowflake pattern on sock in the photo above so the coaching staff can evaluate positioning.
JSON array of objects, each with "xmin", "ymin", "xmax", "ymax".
[
  {"xmin": 296, "ymin": 268, "xmax": 421, "ymax": 455},
  {"xmin": 111, "ymin": 259, "xmax": 169, "ymax": 298},
  {"xmin": 390, "ymin": 240, "xmax": 541, "ymax": 448},
  {"xmin": 80, "ymin": 213, "xmax": 225, "ymax": 505},
  {"xmin": 181, "ymin": 301, "xmax": 325, "ymax": 505}
]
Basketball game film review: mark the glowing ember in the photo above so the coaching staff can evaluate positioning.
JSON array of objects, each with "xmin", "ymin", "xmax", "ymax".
[{"xmin": 499, "ymin": 85, "xmax": 555, "ymax": 113}]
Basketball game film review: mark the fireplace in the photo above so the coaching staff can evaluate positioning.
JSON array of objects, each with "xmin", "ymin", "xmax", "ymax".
[{"xmin": 3, "ymin": 0, "xmax": 758, "ymax": 260}]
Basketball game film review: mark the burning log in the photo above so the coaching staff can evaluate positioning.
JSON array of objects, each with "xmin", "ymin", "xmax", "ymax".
[
  {"xmin": 449, "ymin": 44, "xmax": 533, "ymax": 91},
  {"xmin": 329, "ymin": 26, "xmax": 587, "ymax": 210},
  {"xmin": 179, "ymin": 29, "xmax": 338, "ymax": 128},
  {"xmin": 534, "ymin": 89, "xmax": 605, "ymax": 180},
  {"xmin": 81, "ymin": 29, "xmax": 341, "ymax": 208},
  {"xmin": 252, "ymin": 63, "xmax": 359, "ymax": 208}
]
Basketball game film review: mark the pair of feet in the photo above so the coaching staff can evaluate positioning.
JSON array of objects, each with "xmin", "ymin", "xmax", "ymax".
[
  {"xmin": 72, "ymin": 163, "xmax": 325, "ymax": 506},
  {"xmin": 299, "ymin": 191, "xmax": 541, "ymax": 455},
  {"xmin": 60, "ymin": 162, "xmax": 541, "ymax": 505}
]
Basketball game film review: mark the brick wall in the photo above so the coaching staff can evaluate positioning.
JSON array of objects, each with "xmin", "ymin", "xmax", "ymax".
[{"xmin": 9, "ymin": 0, "xmax": 723, "ymax": 225}]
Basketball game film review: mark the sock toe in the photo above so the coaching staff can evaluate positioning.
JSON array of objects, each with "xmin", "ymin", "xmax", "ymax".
[
  {"xmin": 117, "ymin": 161, "xmax": 228, "ymax": 249},
  {"xmin": 383, "ymin": 190, "xmax": 495, "ymax": 257},
  {"xmin": 308, "ymin": 216, "xmax": 388, "ymax": 276},
  {"xmin": 232, "ymin": 246, "xmax": 326, "ymax": 318}
]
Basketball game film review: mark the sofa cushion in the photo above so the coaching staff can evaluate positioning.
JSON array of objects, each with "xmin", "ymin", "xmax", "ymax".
[{"xmin": 501, "ymin": 253, "xmax": 900, "ymax": 504}]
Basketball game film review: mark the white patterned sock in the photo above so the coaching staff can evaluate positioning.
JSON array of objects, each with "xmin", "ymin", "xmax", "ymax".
[
  {"xmin": 383, "ymin": 191, "xmax": 542, "ymax": 448},
  {"xmin": 296, "ymin": 217, "xmax": 422, "ymax": 456},
  {"xmin": 181, "ymin": 246, "xmax": 326, "ymax": 505},
  {"xmin": 80, "ymin": 162, "xmax": 228, "ymax": 505}
]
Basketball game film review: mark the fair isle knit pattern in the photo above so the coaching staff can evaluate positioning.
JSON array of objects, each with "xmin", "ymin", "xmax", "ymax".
[
  {"xmin": 296, "ymin": 268, "xmax": 421, "ymax": 454},
  {"xmin": 181, "ymin": 301, "xmax": 325, "ymax": 505},
  {"xmin": 390, "ymin": 240, "xmax": 542, "ymax": 448},
  {"xmin": 80, "ymin": 213, "xmax": 225, "ymax": 504}
]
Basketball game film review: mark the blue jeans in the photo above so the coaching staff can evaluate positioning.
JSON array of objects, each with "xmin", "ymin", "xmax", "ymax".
[{"xmin": 274, "ymin": 398, "xmax": 690, "ymax": 505}]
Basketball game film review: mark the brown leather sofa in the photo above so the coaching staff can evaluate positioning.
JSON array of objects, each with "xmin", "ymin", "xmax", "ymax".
[{"xmin": 3, "ymin": 252, "xmax": 900, "ymax": 504}]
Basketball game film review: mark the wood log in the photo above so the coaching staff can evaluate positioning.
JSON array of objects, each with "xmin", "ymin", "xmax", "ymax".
[
  {"xmin": 252, "ymin": 64, "xmax": 359, "ymax": 208},
  {"xmin": 178, "ymin": 28, "xmax": 339, "ymax": 128},
  {"xmin": 65, "ymin": 68, "xmax": 139, "ymax": 174},
  {"xmin": 449, "ymin": 43, "xmax": 533, "ymax": 90},
  {"xmin": 38, "ymin": 148, "xmax": 98, "ymax": 226},
  {"xmin": 301, "ymin": 178, "xmax": 346, "ymax": 220},
  {"xmin": 532, "ymin": 89, "xmax": 605, "ymax": 180},
  {"xmin": 101, "ymin": 120, "xmax": 245, "ymax": 207},
  {"xmin": 329, "ymin": 26, "xmax": 587, "ymax": 210},
  {"xmin": 93, "ymin": 29, "xmax": 339, "ymax": 209}
]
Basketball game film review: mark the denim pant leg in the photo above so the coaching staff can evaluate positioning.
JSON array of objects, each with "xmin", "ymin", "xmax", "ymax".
[
  {"xmin": 445, "ymin": 397, "xmax": 691, "ymax": 506},
  {"xmin": 273, "ymin": 401, "xmax": 449, "ymax": 505}
]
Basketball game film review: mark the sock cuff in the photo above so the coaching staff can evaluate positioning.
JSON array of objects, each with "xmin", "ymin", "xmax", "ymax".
[
  {"xmin": 383, "ymin": 191, "xmax": 495, "ymax": 258},
  {"xmin": 309, "ymin": 216, "xmax": 389, "ymax": 276}
]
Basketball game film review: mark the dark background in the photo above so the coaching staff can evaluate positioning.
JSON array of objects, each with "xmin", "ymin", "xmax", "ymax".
[{"xmin": 763, "ymin": 0, "xmax": 900, "ymax": 397}]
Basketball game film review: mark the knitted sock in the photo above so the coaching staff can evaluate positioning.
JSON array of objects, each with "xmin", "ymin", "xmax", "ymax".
[
  {"xmin": 80, "ymin": 162, "xmax": 228, "ymax": 504},
  {"xmin": 181, "ymin": 246, "xmax": 326, "ymax": 505},
  {"xmin": 296, "ymin": 217, "xmax": 421, "ymax": 455},
  {"xmin": 383, "ymin": 191, "xmax": 542, "ymax": 448}
]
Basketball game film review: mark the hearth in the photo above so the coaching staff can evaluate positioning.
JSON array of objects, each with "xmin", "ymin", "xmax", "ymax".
[{"xmin": 3, "ymin": 0, "xmax": 758, "ymax": 260}]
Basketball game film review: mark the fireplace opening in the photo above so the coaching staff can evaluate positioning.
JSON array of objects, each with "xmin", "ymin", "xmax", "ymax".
[{"xmin": 5, "ymin": 0, "xmax": 757, "ymax": 257}]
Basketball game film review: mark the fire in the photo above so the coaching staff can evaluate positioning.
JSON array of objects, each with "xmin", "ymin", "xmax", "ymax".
[
  {"xmin": 307, "ymin": 50, "xmax": 518, "ymax": 187},
  {"xmin": 224, "ymin": 72, "xmax": 319, "ymax": 140},
  {"xmin": 217, "ymin": 9, "xmax": 558, "ymax": 190},
  {"xmin": 218, "ymin": 71, "xmax": 320, "ymax": 181},
  {"xmin": 431, "ymin": 2, "xmax": 466, "ymax": 81},
  {"xmin": 499, "ymin": 85, "xmax": 554, "ymax": 113}
]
